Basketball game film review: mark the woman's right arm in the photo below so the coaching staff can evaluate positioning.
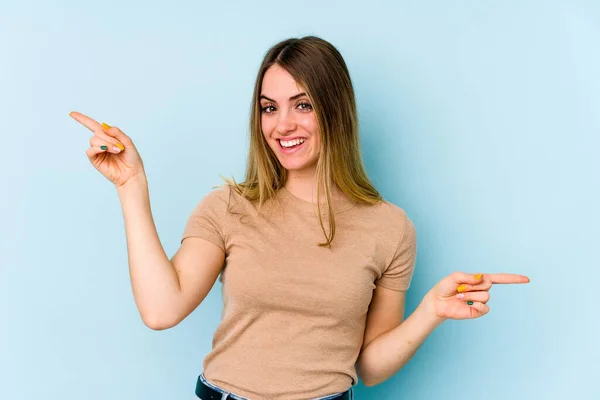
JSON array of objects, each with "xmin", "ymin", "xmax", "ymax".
[
  {"xmin": 71, "ymin": 111, "xmax": 223, "ymax": 330},
  {"xmin": 117, "ymin": 176, "xmax": 224, "ymax": 330}
]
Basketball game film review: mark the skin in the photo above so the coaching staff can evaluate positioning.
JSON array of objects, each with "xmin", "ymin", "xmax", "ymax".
[
  {"xmin": 69, "ymin": 64, "xmax": 530, "ymax": 388},
  {"xmin": 257, "ymin": 64, "xmax": 530, "ymax": 386},
  {"xmin": 260, "ymin": 64, "xmax": 320, "ymax": 176},
  {"xmin": 259, "ymin": 63, "xmax": 344, "ymax": 203}
]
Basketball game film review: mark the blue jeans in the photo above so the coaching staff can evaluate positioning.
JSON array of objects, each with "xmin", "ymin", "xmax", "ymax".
[{"xmin": 196, "ymin": 373, "xmax": 354, "ymax": 400}]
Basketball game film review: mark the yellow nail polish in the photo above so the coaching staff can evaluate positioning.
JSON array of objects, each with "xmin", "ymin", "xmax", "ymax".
[
  {"xmin": 474, "ymin": 274, "xmax": 483, "ymax": 280},
  {"xmin": 101, "ymin": 122, "xmax": 111, "ymax": 130},
  {"xmin": 457, "ymin": 284, "xmax": 467, "ymax": 293},
  {"xmin": 115, "ymin": 142, "xmax": 125, "ymax": 151}
]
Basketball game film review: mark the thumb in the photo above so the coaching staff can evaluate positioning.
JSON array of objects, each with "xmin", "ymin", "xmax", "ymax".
[
  {"xmin": 101, "ymin": 122, "xmax": 132, "ymax": 148},
  {"xmin": 449, "ymin": 271, "xmax": 484, "ymax": 285},
  {"xmin": 440, "ymin": 271, "xmax": 484, "ymax": 293},
  {"xmin": 438, "ymin": 271, "xmax": 485, "ymax": 297}
]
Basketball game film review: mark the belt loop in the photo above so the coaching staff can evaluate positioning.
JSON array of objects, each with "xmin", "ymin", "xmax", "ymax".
[{"xmin": 221, "ymin": 393, "xmax": 229, "ymax": 400}]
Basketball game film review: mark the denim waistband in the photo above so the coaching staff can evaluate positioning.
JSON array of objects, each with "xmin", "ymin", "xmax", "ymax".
[{"xmin": 198, "ymin": 373, "xmax": 354, "ymax": 400}]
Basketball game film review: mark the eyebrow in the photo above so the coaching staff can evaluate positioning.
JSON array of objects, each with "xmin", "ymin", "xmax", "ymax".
[{"xmin": 259, "ymin": 92, "xmax": 307, "ymax": 103}]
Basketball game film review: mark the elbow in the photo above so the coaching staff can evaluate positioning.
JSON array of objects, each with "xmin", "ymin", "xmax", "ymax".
[
  {"xmin": 359, "ymin": 376, "xmax": 382, "ymax": 388},
  {"xmin": 143, "ymin": 319, "xmax": 173, "ymax": 331},
  {"xmin": 136, "ymin": 295, "xmax": 191, "ymax": 330},
  {"xmin": 356, "ymin": 358, "xmax": 385, "ymax": 387},
  {"xmin": 140, "ymin": 311, "xmax": 180, "ymax": 331},
  {"xmin": 361, "ymin": 378, "xmax": 373, "ymax": 387}
]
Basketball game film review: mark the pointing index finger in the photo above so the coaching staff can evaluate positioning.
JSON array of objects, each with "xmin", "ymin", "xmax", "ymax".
[
  {"xmin": 487, "ymin": 273, "xmax": 530, "ymax": 284},
  {"xmin": 69, "ymin": 111, "xmax": 102, "ymax": 132}
]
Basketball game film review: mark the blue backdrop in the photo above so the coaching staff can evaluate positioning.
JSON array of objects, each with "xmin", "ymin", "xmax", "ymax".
[{"xmin": 1, "ymin": 1, "xmax": 598, "ymax": 399}]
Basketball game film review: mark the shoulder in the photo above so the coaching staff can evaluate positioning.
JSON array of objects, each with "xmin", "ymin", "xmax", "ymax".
[
  {"xmin": 381, "ymin": 200, "xmax": 415, "ymax": 240},
  {"xmin": 208, "ymin": 184, "xmax": 232, "ymax": 201},
  {"xmin": 205, "ymin": 184, "xmax": 263, "ymax": 217},
  {"xmin": 378, "ymin": 200, "xmax": 410, "ymax": 220},
  {"xmin": 191, "ymin": 184, "xmax": 232, "ymax": 213},
  {"xmin": 352, "ymin": 199, "xmax": 416, "ymax": 244},
  {"xmin": 356, "ymin": 199, "xmax": 412, "ymax": 226},
  {"xmin": 198, "ymin": 184, "xmax": 228, "ymax": 197}
]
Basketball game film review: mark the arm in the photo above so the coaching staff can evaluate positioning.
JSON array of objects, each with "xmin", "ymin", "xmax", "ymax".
[
  {"xmin": 118, "ymin": 176, "xmax": 224, "ymax": 330},
  {"xmin": 69, "ymin": 111, "xmax": 224, "ymax": 331},
  {"xmin": 356, "ymin": 271, "xmax": 530, "ymax": 386},
  {"xmin": 356, "ymin": 287, "xmax": 443, "ymax": 386}
]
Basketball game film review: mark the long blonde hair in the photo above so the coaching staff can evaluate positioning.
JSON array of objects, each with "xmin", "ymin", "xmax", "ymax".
[{"xmin": 224, "ymin": 36, "xmax": 382, "ymax": 247}]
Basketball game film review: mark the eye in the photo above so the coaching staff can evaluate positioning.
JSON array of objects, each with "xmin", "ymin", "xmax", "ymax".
[
  {"xmin": 261, "ymin": 104, "xmax": 275, "ymax": 114},
  {"xmin": 298, "ymin": 102, "xmax": 312, "ymax": 111}
]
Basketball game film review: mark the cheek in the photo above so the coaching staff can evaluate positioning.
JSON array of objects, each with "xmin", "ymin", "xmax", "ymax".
[
  {"xmin": 308, "ymin": 120, "xmax": 320, "ymax": 148},
  {"xmin": 261, "ymin": 124, "xmax": 276, "ymax": 149},
  {"xmin": 260, "ymin": 118, "xmax": 272, "ymax": 137},
  {"xmin": 299, "ymin": 115, "xmax": 319, "ymax": 135}
]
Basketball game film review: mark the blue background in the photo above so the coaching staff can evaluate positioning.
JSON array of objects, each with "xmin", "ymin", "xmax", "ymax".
[{"xmin": 1, "ymin": 1, "xmax": 598, "ymax": 399}]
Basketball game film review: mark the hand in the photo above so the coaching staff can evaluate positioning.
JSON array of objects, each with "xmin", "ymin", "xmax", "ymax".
[
  {"xmin": 70, "ymin": 111, "xmax": 145, "ymax": 187},
  {"xmin": 424, "ymin": 271, "xmax": 530, "ymax": 320}
]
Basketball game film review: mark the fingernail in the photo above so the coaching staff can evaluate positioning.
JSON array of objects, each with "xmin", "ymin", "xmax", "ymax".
[
  {"xmin": 112, "ymin": 146, "xmax": 122, "ymax": 153},
  {"xmin": 115, "ymin": 142, "xmax": 125, "ymax": 151},
  {"xmin": 456, "ymin": 293, "xmax": 465, "ymax": 299},
  {"xmin": 100, "ymin": 145, "xmax": 108, "ymax": 150},
  {"xmin": 457, "ymin": 284, "xmax": 467, "ymax": 293},
  {"xmin": 474, "ymin": 274, "xmax": 483, "ymax": 280},
  {"xmin": 101, "ymin": 122, "xmax": 111, "ymax": 130},
  {"xmin": 467, "ymin": 301, "xmax": 474, "ymax": 305}
]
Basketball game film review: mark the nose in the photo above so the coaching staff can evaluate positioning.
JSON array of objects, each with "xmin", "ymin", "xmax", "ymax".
[{"xmin": 275, "ymin": 109, "xmax": 296, "ymax": 136}]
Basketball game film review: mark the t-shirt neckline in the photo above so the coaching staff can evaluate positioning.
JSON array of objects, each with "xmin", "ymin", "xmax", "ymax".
[{"xmin": 277, "ymin": 186, "xmax": 357, "ymax": 215}]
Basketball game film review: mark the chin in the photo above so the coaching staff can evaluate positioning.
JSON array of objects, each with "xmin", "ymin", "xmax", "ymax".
[{"xmin": 279, "ymin": 159, "xmax": 318, "ymax": 173}]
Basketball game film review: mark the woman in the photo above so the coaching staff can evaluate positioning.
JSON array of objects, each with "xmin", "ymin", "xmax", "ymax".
[{"xmin": 70, "ymin": 36, "xmax": 529, "ymax": 400}]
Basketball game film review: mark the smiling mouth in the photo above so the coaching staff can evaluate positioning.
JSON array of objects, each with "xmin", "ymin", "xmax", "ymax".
[{"xmin": 278, "ymin": 138, "xmax": 306, "ymax": 149}]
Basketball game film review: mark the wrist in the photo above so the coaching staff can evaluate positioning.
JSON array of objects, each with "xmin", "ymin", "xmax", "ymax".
[
  {"xmin": 419, "ymin": 290, "xmax": 447, "ymax": 327},
  {"xmin": 116, "ymin": 174, "xmax": 148, "ymax": 194},
  {"xmin": 116, "ymin": 174, "xmax": 150, "ymax": 206}
]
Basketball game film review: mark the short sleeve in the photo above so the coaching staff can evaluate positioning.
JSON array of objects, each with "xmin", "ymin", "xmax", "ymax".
[
  {"xmin": 375, "ymin": 213, "xmax": 417, "ymax": 291},
  {"xmin": 180, "ymin": 186, "xmax": 230, "ymax": 251}
]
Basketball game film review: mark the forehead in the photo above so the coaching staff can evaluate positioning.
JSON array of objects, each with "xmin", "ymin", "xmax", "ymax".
[{"xmin": 261, "ymin": 64, "xmax": 304, "ymax": 99}]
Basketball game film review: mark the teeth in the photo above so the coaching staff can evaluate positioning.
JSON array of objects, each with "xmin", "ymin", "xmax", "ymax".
[{"xmin": 280, "ymin": 138, "xmax": 306, "ymax": 148}]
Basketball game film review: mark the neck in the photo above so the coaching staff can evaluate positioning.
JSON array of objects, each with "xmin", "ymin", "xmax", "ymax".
[{"xmin": 283, "ymin": 166, "xmax": 342, "ymax": 204}]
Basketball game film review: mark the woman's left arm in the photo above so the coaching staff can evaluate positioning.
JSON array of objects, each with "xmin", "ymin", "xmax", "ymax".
[{"xmin": 356, "ymin": 271, "xmax": 530, "ymax": 386}]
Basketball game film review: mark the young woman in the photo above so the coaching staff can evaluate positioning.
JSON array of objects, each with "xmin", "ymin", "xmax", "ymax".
[{"xmin": 70, "ymin": 36, "xmax": 529, "ymax": 400}]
